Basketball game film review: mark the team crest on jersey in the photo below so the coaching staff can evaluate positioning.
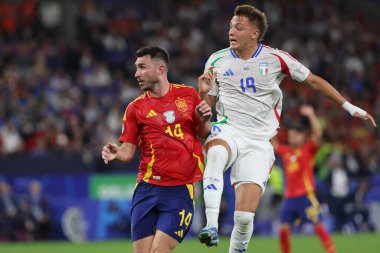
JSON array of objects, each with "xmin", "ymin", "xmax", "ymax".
[
  {"xmin": 259, "ymin": 62, "xmax": 269, "ymax": 76},
  {"xmin": 175, "ymin": 98, "xmax": 188, "ymax": 112},
  {"xmin": 163, "ymin": 110, "xmax": 175, "ymax": 123}
]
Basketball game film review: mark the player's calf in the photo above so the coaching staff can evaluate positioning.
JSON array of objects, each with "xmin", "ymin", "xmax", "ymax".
[{"xmin": 229, "ymin": 211, "xmax": 255, "ymax": 253}]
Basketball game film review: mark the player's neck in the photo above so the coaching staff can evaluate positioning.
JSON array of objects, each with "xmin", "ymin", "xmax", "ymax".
[
  {"xmin": 235, "ymin": 43, "xmax": 259, "ymax": 60},
  {"xmin": 149, "ymin": 80, "xmax": 170, "ymax": 98}
]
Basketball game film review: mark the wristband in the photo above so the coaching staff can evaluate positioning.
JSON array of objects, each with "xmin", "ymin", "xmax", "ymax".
[{"xmin": 342, "ymin": 101, "xmax": 366, "ymax": 116}]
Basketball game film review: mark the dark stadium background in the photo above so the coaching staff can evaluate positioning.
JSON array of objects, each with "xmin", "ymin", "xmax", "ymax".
[{"xmin": 0, "ymin": 0, "xmax": 379, "ymax": 245}]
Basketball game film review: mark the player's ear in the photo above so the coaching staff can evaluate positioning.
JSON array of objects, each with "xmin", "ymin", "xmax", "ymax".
[
  {"xmin": 252, "ymin": 29, "xmax": 259, "ymax": 40},
  {"xmin": 157, "ymin": 64, "xmax": 166, "ymax": 75}
]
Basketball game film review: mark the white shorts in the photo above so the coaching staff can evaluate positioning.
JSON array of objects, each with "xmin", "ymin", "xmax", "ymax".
[{"xmin": 205, "ymin": 123, "xmax": 275, "ymax": 192}]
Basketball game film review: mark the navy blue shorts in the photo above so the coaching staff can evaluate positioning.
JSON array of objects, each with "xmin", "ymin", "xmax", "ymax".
[
  {"xmin": 280, "ymin": 194, "xmax": 322, "ymax": 224},
  {"xmin": 130, "ymin": 181, "xmax": 195, "ymax": 242}
]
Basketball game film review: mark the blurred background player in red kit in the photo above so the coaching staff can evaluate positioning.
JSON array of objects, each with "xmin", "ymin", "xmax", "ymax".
[{"xmin": 272, "ymin": 105, "xmax": 336, "ymax": 253}]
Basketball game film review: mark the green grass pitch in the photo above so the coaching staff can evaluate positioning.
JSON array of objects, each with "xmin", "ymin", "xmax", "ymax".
[{"xmin": 1, "ymin": 234, "xmax": 378, "ymax": 253}]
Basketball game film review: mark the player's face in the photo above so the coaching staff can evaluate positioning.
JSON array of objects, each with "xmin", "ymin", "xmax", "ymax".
[
  {"xmin": 287, "ymin": 129, "xmax": 306, "ymax": 148},
  {"xmin": 229, "ymin": 15, "xmax": 259, "ymax": 51},
  {"xmin": 135, "ymin": 55, "xmax": 160, "ymax": 91}
]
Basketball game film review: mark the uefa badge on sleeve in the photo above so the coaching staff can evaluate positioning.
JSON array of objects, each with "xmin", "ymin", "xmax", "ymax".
[{"xmin": 259, "ymin": 62, "xmax": 269, "ymax": 76}]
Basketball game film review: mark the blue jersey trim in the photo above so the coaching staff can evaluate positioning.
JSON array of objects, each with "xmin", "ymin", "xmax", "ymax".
[
  {"xmin": 229, "ymin": 44, "xmax": 262, "ymax": 59},
  {"xmin": 252, "ymin": 43, "xmax": 263, "ymax": 58},
  {"xmin": 230, "ymin": 49, "xmax": 238, "ymax": 58}
]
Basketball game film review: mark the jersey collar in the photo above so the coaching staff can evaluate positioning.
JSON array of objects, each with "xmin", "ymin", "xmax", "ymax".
[
  {"xmin": 146, "ymin": 84, "xmax": 173, "ymax": 98},
  {"xmin": 230, "ymin": 43, "xmax": 263, "ymax": 59}
]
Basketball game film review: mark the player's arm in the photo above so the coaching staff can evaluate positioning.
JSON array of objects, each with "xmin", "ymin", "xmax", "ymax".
[
  {"xmin": 195, "ymin": 100, "xmax": 212, "ymax": 139},
  {"xmin": 198, "ymin": 67, "xmax": 217, "ymax": 107},
  {"xmin": 300, "ymin": 105, "xmax": 322, "ymax": 146},
  {"xmin": 101, "ymin": 142, "xmax": 136, "ymax": 164},
  {"xmin": 302, "ymin": 72, "xmax": 377, "ymax": 127}
]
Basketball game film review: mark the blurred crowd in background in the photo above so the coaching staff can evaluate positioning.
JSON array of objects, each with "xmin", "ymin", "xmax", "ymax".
[
  {"xmin": 0, "ymin": 0, "xmax": 380, "ymax": 241},
  {"xmin": 0, "ymin": 180, "xmax": 51, "ymax": 241}
]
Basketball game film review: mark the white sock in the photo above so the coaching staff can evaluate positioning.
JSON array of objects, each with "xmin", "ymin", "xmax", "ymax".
[
  {"xmin": 203, "ymin": 145, "xmax": 228, "ymax": 229},
  {"xmin": 229, "ymin": 211, "xmax": 255, "ymax": 253}
]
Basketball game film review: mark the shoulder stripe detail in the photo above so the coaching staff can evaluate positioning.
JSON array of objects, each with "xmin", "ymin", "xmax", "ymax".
[
  {"xmin": 271, "ymin": 53, "xmax": 290, "ymax": 76},
  {"xmin": 210, "ymin": 56, "xmax": 224, "ymax": 67},
  {"xmin": 131, "ymin": 93, "xmax": 147, "ymax": 102},
  {"xmin": 212, "ymin": 48, "xmax": 230, "ymax": 56},
  {"xmin": 171, "ymin": 83, "xmax": 188, "ymax": 88}
]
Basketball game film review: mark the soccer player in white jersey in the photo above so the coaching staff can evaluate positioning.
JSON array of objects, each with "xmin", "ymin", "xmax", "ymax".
[{"xmin": 198, "ymin": 4, "xmax": 377, "ymax": 253}]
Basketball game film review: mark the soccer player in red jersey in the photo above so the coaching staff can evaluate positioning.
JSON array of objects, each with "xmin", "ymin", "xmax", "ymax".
[
  {"xmin": 101, "ymin": 46, "xmax": 212, "ymax": 253},
  {"xmin": 272, "ymin": 105, "xmax": 336, "ymax": 253}
]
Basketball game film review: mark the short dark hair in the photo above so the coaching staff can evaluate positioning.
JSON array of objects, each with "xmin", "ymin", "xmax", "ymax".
[
  {"xmin": 234, "ymin": 5, "xmax": 268, "ymax": 42},
  {"xmin": 135, "ymin": 46, "xmax": 170, "ymax": 67}
]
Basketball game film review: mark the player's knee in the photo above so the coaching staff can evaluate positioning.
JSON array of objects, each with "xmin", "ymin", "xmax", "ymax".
[
  {"xmin": 234, "ymin": 211, "xmax": 255, "ymax": 234},
  {"xmin": 204, "ymin": 145, "xmax": 229, "ymax": 174},
  {"xmin": 207, "ymin": 145, "xmax": 228, "ymax": 163}
]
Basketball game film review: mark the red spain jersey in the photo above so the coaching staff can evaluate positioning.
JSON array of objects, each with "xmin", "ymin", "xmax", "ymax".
[
  {"xmin": 119, "ymin": 84, "xmax": 204, "ymax": 186},
  {"xmin": 275, "ymin": 140, "xmax": 319, "ymax": 198}
]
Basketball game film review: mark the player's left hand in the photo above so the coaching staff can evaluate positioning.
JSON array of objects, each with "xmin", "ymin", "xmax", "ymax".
[
  {"xmin": 195, "ymin": 100, "xmax": 212, "ymax": 122},
  {"xmin": 353, "ymin": 112, "xmax": 377, "ymax": 127}
]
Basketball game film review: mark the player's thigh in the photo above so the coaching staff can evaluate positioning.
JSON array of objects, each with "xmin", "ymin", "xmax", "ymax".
[
  {"xmin": 235, "ymin": 182, "xmax": 262, "ymax": 212},
  {"xmin": 151, "ymin": 230, "xmax": 178, "ymax": 253},
  {"xmin": 280, "ymin": 198, "xmax": 299, "ymax": 224},
  {"xmin": 156, "ymin": 184, "xmax": 195, "ymax": 243},
  {"xmin": 130, "ymin": 181, "xmax": 159, "ymax": 242},
  {"xmin": 231, "ymin": 139, "xmax": 275, "ymax": 191},
  {"xmin": 205, "ymin": 124, "xmax": 238, "ymax": 170},
  {"xmin": 133, "ymin": 235, "xmax": 154, "ymax": 253}
]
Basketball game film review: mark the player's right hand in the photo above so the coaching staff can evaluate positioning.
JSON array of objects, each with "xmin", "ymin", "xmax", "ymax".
[
  {"xmin": 198, "ymin": 67, "xmax": 217, "ymax": 94},
  {"xmin": 101, "ymin": 143, "xmax": 119, "ymax": 164}
]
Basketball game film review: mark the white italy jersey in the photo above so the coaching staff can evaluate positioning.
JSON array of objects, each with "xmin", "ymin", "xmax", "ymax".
[{"xmin": 205, "ymin": 43, "xmax": 310, "ymax": 141}]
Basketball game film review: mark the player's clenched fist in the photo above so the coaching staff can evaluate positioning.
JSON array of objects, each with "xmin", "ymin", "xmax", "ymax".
[{"xmin": 195, "ymin": 100, "xmax": 212, "ymax": 122}]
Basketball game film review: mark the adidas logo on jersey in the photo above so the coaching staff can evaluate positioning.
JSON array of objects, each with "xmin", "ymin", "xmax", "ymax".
[
  {"xmin": 204, "ymin": 184, "xmax": 217, "ymax": 190},
  {"xmin": 223, "ymin": 69, "xmax": 234, "ymax": 76},
  {"xmin": 146, "ymin": 109, "xmax": 157, "ymax": 118},
  {"xmin": 175, "ymin": 230, "xmax": 184, "ymax": 238}
]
